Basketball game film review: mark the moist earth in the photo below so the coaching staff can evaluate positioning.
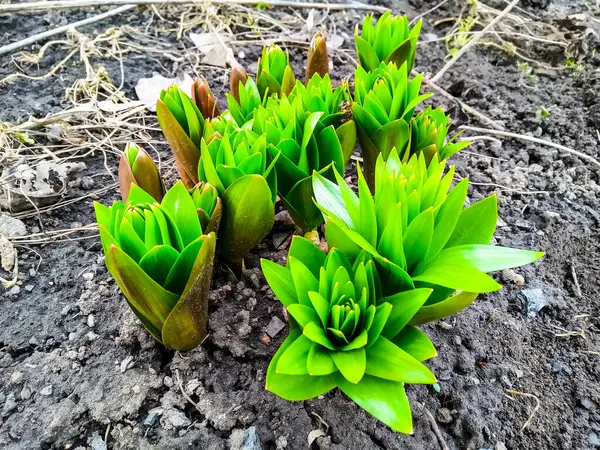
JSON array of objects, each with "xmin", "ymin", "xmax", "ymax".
[{"xmin": 0, "ymin": 0, "xmax": 599, "ymax": 449}]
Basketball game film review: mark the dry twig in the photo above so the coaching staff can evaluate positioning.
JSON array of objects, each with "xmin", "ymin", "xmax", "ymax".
[
  {"xmin": 0, "ymin": 0, "xmax": 387, "ymax": 14},
  {"xmin": 504, "ymin": 389, "xmax": 540, "ymax": 432},
  {"xmin": 0, "ymin": 5, "xmax": 135, "ymax": 56}
]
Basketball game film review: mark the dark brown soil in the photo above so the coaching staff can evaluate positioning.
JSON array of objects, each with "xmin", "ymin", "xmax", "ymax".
[{"xmin": 1, "ymin": 1, "xmax": 599, "ymax": 450}]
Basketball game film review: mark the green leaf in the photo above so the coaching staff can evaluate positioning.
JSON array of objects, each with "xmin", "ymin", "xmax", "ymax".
[
  {"xmin": 138, "ymin": 245, "xmax": 180, "ymax": 286},
  {"xmin": 105, "ymin": 245, "xmax": 178, "ymax": 340},
  {"xmin": 308, "ymin": 291, "xmax": 330, "ymax": 328},
  {"xmin": 163, "ymin": 236, "xmax": 206, "ymax": 295},
  {"xmin": 312, "ymin": 171, "xmax": 354, "ymax": 228},
  {"xmin": 335, "ymin": 373, "xmax": 413, "ymax": 433},
  {"xmin": 427, "ymin": 178, "xmax": 468, "ymax": 258},
  {"xmin": 288, "ymin": 256, "xmax": 319, "ymax": 307},
  {"xmin": 355, "ymin": 35, "xmax": 381, "ymax": 72},
  {"xmin": 156, "ymin": 99, "xmax": 200, "ymax": 188},
  {"xmin": 409, "ymin": 291, "xmax": 478, "ymax": 325},
  {"xmin": 266, "ymin": 330, "xmax": 336, "ymax": 401},
  {"xmin": 392, "ymin": 325, "xmax": 437, "ymax": 362},
  {"xmin": 307, "ymin": 343, "xmax": 337, "ymax": 376},
  {"xmin": 118, "ymin": 217, "xmax": 147, "ymax": 263},
  {"xmin": 367, "ymin": 302, "xmax": 392, "ymax": 346},
  {"xmin": 288, "ymin": 236, "xmax": 326, "ymax": 279},
  {"xmin": 261, "ymin": 259, "xmax": 298, "ymax": 307},
  {"xmin": 371, "ymin": 119, "xmax": 410, "ymax": 160},
  {"xmin": 160, "ymin": 181, "xmax": 201, "ymax": 247},
  {"xmin": 413, "ymin": 254, "xmax": 501, "ymax": 293},
  {"xmin": 324, "ymin": 219, "xmax": 362, "ymax": 261},
  {"xmin": 331, "ymin": 348, "xmax": 366, "ymax": 384},
  {"xmin": 446, "ymin": 195, "xmax": 498, "ymax": 247},
  {"xmin": 283, "ymin": 175, "xmax": 324, "ymax": 232},
  {"xmin": 162, "ymin": 232, "xmax": 216, "ymax": 351},
  {"xmin": 127, "ymin": 184, "xmax": 156, "ymax": 205},
  {"xmin": 377, "ymin": 203, "xmax": 406, "ymax": 269},
  {"xmin": 380, "ymin": 288, "xmax": 432, "ymax": 339},
  {"xmin": 403, "ymin": 208, "xmax": 434, "ymax": 272},
  {"xmin": 303, "ymin": 321, "xmax": 336, "ymax": 350},
  {"xmin": 441, "ymin": 244, "xmax": 544, "ymax": 273},
  {"xmin": 336, "ymin": 120, "xmax": 357, "ymax": 165},
  {"xmin": 287, "ymin": 304, "xmax": 321, "ymax": 328},
  {"xmin": 219, "ymin": 174, "xmax": 275, "ymax": 266},
  {"xmin": 276, "ymin": 334, "xmax": 311, "ymax": 375},
  {"xmin": 365, "ymin": 336, "xmax": 436, "ymax": 383}
]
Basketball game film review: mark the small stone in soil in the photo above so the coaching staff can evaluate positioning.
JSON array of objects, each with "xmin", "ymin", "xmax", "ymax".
[
  {"xmin": 436, "ymin": 407, "xmax": 453, "ymax": 424},
  {"xmin": 580, "ymin": 397, "xmax": 597, "ymax": 410},
  {"xmin": 40, "ymin": 385, "xmax": 53, "ymax": 396},
  {"xmin": 143, "ymin": 407, "xmax": 164, "ymax": 427},
  {"xmin": 90, "ymin": 435, "xmax": 107, "ymax": 450},
  {"xmin": 8, "ymin": 286, "xmax": 20, "ymax": 296},
  {"xmin": 20, "ymin": 386, "xmax": 31, "ymax": 400},
  {"xmin": 0, "ymin": 213, "xmax": 27, "ymax": 238},
  {"xmin": 10, "ymin": 371, "xmax": 23, "ymax": 385},
  {"xmin": 243, "ymin": 427, "xmax": 262, "ymax": 450},
  {"xmin": 161, "ymin": 407, "xmax": 191, "ymax": 429},
  {"xmin": 120, "ymin": 356, "xmax": 134, "ymax": 373},
  {"xmin": 494, "ymin": 443, "xmax": 508, "ymax": 450},
  {"xmin": 517, "ymin": 288, "xmax": 547, "ymax": 317},
  {"xmin": 588, "ymin": 431, "xmax": 600, "ymax": 447},
  {"xmin": 2, "ymin": 393, "xmax": 17, "ymax": 417},
  {"xmin": 265, "ymin": 316, "xmax": 285, "ymax": 338}
]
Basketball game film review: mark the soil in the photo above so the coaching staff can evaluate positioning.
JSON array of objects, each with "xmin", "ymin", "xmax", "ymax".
[{"xmin": 1, "ymin": 1, "xmax": 599, "ymax": 449}]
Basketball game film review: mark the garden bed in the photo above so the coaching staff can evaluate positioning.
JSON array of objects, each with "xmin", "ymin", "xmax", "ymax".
[{"xmin": 0, "ymin": 0, "xmax": 599, "ymax": 449}]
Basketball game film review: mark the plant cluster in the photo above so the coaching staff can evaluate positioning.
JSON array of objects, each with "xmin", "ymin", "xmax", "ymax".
[{"xmin": 94, "ymin": 13, "xmax": 543, "ymax": 434}]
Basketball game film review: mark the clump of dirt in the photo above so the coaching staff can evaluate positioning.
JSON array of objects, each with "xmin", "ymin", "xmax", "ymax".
[{"xmin": 1, "ymin": 1, "xmax": 599, "ymax": 450}]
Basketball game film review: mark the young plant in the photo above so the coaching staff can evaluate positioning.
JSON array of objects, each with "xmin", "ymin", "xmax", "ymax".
[
  {"xmin": 407, "ymin": 107, "xmax": 470, "ymax": 165},
  {"xmin": 289, "ymin": 74, "xmax": 356, "ymax": 164},
  {"xmin": 118, "ymin": 143, "xmax": 165, "ymax": 203},
  {"xmin": 229, "ymin": 61, "xmax": 248, "ymax": 104},
  {"xmin": 226, "ymin": 77, "xmax": 264, "ymax": 127},
  {"xmin": 94, "ymin": 181, "xmax": 221, "ymax": 350},
  {"xmin": 313, "ymin": 151, "xmax": 544, "ymax": 324},
  {"xmin": 156, "ymin": 85, "xmax": 204, "ymax": 188},
  {"xmin": 261, "ymin": 236, "xmax": 437, "ymax": 433},
  {"xmin": 353, "ymin": 61, "xmax": 431, "ymax": 189},
  {"xmin": 355, "ymin": 12, "xmax": 422, "ymax": 73},
  {"xmin": 306, "ymin": 32, "xmax": 329, "ymax": 82},
  {"xmin": 191, "ymin": 77, "xmax": 220, "ymax": 120},
  {"xmin": 256, "ymin": 44, "xmax": 296, "ymax": 99},
  {"xmin": 253, "ymin": 96, "xmax": 345, "ymax": 233},
  {"xmin": 198, "ymin": 129, "xmax": 278, "ymax": 272}
]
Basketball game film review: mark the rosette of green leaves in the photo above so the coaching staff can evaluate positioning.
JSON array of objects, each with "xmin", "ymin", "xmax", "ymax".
[
  {"xmin": 353, "ymin": 61, "xmax": 431, "ymax": 190},
  {"xmin": 261, "ymin": 236, "xmax": 437, "ymax": 433},
  {"xmin": 253, "ymin": 96, "xmax": 345, "ymax": 232},
  {"xmin": 289, "ymin": 74, "xmax": 356, "ymax": 164},
  {"xmin": 408, "ymin": 107, "xmax": 470, "ymax": 165},
  {"xmin": 257, "ymin": 44, "xmax": 296, "ymax": 100},
  {"xmin": 355, "ymin": 12, "xmax": 422, "ymax": 73},
  {"xmin": 157, "ymin": 85, "xmax": 204, "ymax": 188},
  {"xmin": 226, "ymin": 77, "xmax": 264, "ymax": 127},
  {"xmin": 118, "ymin": 143, "xmax": 165, "ymax": 203},
  {"xmin": 313, "ymin": 151, "xmax": 544, "ymax": 324},
  {"xmin": 198, "ymin": 129, "xmax": 278, "ymax": 272},
  {"xmin": 94, "ymin": 181, "xmax": 221, "ymax": 350}
]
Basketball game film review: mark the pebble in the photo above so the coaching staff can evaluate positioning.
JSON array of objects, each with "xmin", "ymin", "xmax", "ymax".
[
  {"xmin": 86, "ymin": 331, "xmax": 99, "ymax": 341},
  {"xmin": 10, "ymin": 371, "xmax": 23, "ymax": 385},
  {"xmin": 8, "ymin": 286, "xmax": 20, "ymax": 296},
  {"xmin": 517, "ymin": 289, "xmax": 547, "ymax": 317},
  {"xmin": 163, "ymin": 376, "xmax": 174, "ymax": 388},
  {"xmin": 20, "ymin": 386, "xmax": 31, "ymax": 400},
  {"xmin": 2, "ymin": 393, "xmax": 17, "ymax": 417},
  {"xmin": 90, "ymin": 436, "xmax": 107, "ymax": 450},
  {"xmin": 24, "ymin": 285, "xmax": 34, "ymax": 292},
  {"xmin": 40, "ymin": 385, "xmax": 53, "ymax": 396},
  {"xmin": 120, "ymin": 356, "xmax": 134, "ymax": 373},
  {"xmin": 589, "ymin": 431, "xmax": 600, "ymax": 447},
  {"xmin": 144, "ymin": 407, "xmax": 164, "ymax": 427},
  {"xmin": 0, "ymin": 214, "xmax": 27, "ymax": 238},
  {"xmin": 243, "ymin": 427, "xmax": 262, "ymax": 450},
  {"xmin": 87, "ymin": 314, "xmax": 95, "ymax": 327},
  {"xmin": 501, "ymin": 269, "xmax": 525, "ymax": 286},
  {"xmin": 161, "ymin": 407, "xmax": 191, "ymax": 429},
  {"xmin": 494, "ymin": 443, "xmax": 508, "ymax": 450},
  {"xmin": 551, "ymin": 360, "xmax": 572, "ymax": 376},
  {"xmin": 265, "ymin": 316, "xmax": 285, "ymax": 338},
  {"xmin": 82, "ymin": 272, "xmax": 94, "ymax": 281},
  {"xmin": 581, "ymin": 397, "xmax": 597, "ymax": 410},
  {"xmin": 436, "ymin": 408, "xmax": 453, "ymax": 424}
]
